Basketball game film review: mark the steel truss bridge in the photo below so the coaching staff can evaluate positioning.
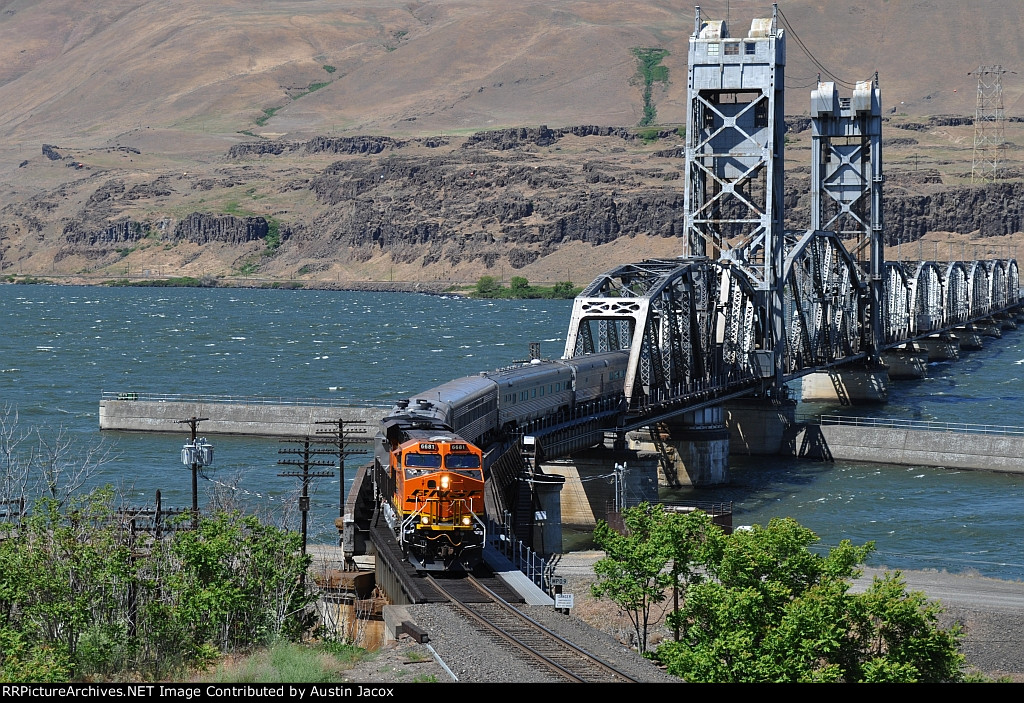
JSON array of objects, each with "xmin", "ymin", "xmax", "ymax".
[{"xmin": 546, "ymin": 6, "xmax": 1022, "ymax": 443}]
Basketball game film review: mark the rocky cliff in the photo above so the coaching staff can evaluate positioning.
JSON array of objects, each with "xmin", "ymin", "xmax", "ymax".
[{"xmin": 2, "ymin": 123, "xmax": 1022, "ymax": 285}]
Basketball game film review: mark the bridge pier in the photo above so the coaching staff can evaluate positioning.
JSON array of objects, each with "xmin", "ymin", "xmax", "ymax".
[
  {"xmin": 800, "ymin": 365, "xmax": 889, "ymax": 404},
  {"xmin": 539, "ymin": 449, "xmax": 660, "ymax": 533},
  {"xmin": 976, "ymin": 320, "xmax": 1003, "ymax": 339},
  {"xmin": 918, "ymin": 333, "xmax": 960, "ymax": 361},
  {"xmin": 724, "ymin": 397, "xmax": 796, "ymax": 455},
  {"xmin": 954, "ymin": 326, "xmax": 984, "ymax": 351},
  {"xmin": 882, "ymin": 343, "xmax": 928, "ymax": 380},
  {"xmin": 628, "ymin": 407, "xmax": 730, "ymax": 487}
]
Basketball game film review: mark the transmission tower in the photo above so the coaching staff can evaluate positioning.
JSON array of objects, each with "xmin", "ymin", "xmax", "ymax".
[{"xmin": 970, "ymin": 65, "xmax": 1010, "ymax": 183}]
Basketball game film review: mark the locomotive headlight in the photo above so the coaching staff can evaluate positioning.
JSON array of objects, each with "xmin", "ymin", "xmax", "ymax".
[
  {"xmin": 461, "ymin": 516, "xmax": 471, "ymax": 526},
  {"xmin": 440, "ymin": 474, "xmax": 450, "ymax": 490},
  {"xmin": 420, "ymin": 515, "xmax": 431, "ymax": 525}
]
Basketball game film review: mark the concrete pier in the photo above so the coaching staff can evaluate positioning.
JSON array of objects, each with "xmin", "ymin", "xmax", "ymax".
[
  {"xmin": 724, "ymin": 398, "xmax": 796, "ymax": 455},
  {"xmin": 975, "ymin": 321, "xmax": 1002, "ymax": 339},
  {"xmin": 918, "ymin": 333, "xmax": 960, "ymax": 361},
  {"xmin": 99, "ymin": 393, "xmax": 385, "ymax": 438},
  {"xmin": 882, "ymin": 343, "xmax": 928, "ymax": 380},
  {"xmin": 628, "ymin": 407, "xmax": 730, "ymax": 487},
  {"xmin": 800, "ymin": 365, "xmax": 889, "ymax": 404},
  {"xmin": 539, "ymin": 449, "xmax": 659, "ymax": 531},
  {"xmin": 953, "ymin": 326, "xmax": 984, "ymax": 351}
]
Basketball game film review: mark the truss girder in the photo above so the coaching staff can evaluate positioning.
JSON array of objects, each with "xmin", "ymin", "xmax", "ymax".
[
  {"xmin": 944, "ymin": 262, "xmax": 971, "ymax": 326},
  {"xmin": 782, "ymin": 232, "xmax": 863, "ymax": 372},
  {"xmin": 909, "ymin": 262, "xmax": 946, "ymax": 334},
  {"xmin": 969, "ymin": 261, "xmax": 992, "ymax": 317},
  {"xmin": 882, "ymin": 263, "xmax": 911, "ymax": 343},
  {"xmin": 989, "ymin": 260, "xmax": 1010, "ymax": 311},
  {"xmin": 563, "ymin": 258, "xmax": 764, "ymax": 408}
]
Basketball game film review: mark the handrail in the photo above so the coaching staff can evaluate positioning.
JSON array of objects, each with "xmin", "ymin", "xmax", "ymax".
[
  {"xmin": 818, "ymin": 414, "xmax": 1024, "ymax": 437},
  {"xmin": 101, "ymin": 390, "xmax": 390, "ymax": 409}
]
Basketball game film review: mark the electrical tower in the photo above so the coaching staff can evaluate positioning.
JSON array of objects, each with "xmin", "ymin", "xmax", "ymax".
[{"xmin": 971, "ymin": 65, "xmax": 1010, "ymax": 183}]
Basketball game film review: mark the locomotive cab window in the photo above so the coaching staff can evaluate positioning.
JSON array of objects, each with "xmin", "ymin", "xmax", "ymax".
[
  {"xmin": 445, "ymin": 453, "xmax": 482, "ymax": 476},
  {"xmin": 404, "ymin": 452, "xmax": 442, "ymax": 477}
]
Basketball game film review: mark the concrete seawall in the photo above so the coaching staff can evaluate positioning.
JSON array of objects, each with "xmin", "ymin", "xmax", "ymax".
[
  {"xmin": 791, "ymin": 422, "xmax": 1024, "ymax": 473},
  {"xmin": 99, "ymin": 397, "xmax": 386, "ymax": 439}
]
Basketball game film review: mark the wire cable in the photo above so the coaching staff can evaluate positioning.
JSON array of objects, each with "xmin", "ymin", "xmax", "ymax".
[{"xmin": 777, "ymin": 8, "xmax": 861, "ymax": 90}]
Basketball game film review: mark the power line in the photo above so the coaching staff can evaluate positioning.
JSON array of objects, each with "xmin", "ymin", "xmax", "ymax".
[{"xmin": 776, "ymin": 8, "xmax": 859, "ymax": 90}]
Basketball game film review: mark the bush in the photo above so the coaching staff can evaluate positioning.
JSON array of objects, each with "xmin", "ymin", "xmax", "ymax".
[
  {"xmin": 0, "ymin": 489, "xmax": 313, "ymax": 681},
  {"xmin": 590, "ymin": 507, "xmax": 968, "ymax": 682},
  {"xmin": 471, "ymin": 275, "xmax": 504, "ymax": 298}
]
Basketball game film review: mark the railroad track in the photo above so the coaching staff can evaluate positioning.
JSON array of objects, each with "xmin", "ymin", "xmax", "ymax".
[{"xmin": 426, "ymin": 574, "xmax": 637, "ymax": 683}]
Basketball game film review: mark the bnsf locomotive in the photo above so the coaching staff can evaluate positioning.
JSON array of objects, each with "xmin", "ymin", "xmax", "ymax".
[
  {"xmin": 373, "ymin": 349, "xmax": 630, "ymax": 571},
  {"xmin": 375, "ymin": 412, "xmax": 486, "ymax": 571}
]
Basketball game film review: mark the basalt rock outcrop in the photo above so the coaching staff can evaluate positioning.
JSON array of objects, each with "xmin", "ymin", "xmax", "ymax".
[
  {"xmin": 5, "ymin": 124, "xmax": 1023, "ymax": 281},
  {"xmin": 173, "ymin": 213, "xmax": 273, "ymax": 245}
]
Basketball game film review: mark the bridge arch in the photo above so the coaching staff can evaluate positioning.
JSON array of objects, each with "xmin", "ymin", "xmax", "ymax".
[
  {"xmin": 782, "ymin": 231, "xmax": 862, "ymax": 372},
  {"xmin": 989, "ymin": 260, "xmax": 1013, "ymax": 311},
  {"xmin": 563, "ymin": 258, "xmax": 764, "ymax": 409},
  {"xmin": 944, "ymin": 261, "xmax": 970, "ymax": 327},
  {"xmin": 882, "ymin": 262, "xmax": 911, "ymax": 345},
  {"xmin": 908, "ymin": 262, "xmax": 945, "ymax": 335},
  {"xmin": 968, "ymin": 261, "xmax": 992, "ymax": 318}
]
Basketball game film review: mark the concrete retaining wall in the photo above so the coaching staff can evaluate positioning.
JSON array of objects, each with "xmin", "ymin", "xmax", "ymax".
[
  {"xmin": 99, "ymin": 399, "xmax": 385, "ymax": 439},
  {"xmin": 792, "ymin": 424, "xmax": 1024, "ymax": 473}
]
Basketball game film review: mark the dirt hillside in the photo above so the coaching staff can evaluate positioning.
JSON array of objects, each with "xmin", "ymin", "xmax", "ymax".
[{"xmin": 0, "ymin": 1, "xmax": 1021, "ymax": 286}]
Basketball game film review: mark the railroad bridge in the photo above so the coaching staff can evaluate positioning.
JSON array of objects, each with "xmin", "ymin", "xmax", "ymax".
[
  {"xmin": 490, "ymin": 6, "xmax": 1019, "ymax": 483},
  {"xmin": 350, "ymin": 6, "xmax": 1022, "ymax": 603}
]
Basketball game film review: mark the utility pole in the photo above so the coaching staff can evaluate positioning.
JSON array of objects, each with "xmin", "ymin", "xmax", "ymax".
[
  {"xmin": 277, "ymin": 437, "xmax": 335, "ymax": 560},
  {"xmin": 176, "ymin": 416, "xmax": 211, "ymax": 529},
  {"xmin": 314, "ymin": 418, "xmax": 369, "ymax": 527}
]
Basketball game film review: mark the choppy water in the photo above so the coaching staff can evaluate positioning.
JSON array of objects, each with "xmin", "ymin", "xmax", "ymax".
[{"xmin": 2, "ymin": 285, "xmax": 1022, "ymax": 580}]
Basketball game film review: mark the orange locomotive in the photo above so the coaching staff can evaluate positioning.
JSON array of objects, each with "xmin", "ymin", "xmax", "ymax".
[{"xmin": 375, "ymin": 418, "xmax": 486, "ymax": 571}]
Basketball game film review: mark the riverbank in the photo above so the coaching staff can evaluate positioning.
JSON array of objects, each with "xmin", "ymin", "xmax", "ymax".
[{"xmin": 3, "ymin": 273, "xmax": 463, "ymax": 295}]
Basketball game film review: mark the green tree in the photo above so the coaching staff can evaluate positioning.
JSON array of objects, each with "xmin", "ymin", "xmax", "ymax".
[
  {"xmin": 508, "ymin": 276, "xmax": 531, "ymax": 298},
  {"xmin": 590, "ymin": 503, "xmax": 671, "ymax": 654},
  {"xmin": 663, "ymin": 510, "xmax": 724, "ymax": 642},
  {"xmin": 656, "ymin": 517, "xmax": 966, "ymax": 683},
  {"xmin": 471, "ymin": 275, "xmax": 503, "ymax": 298},
  {"xmin": 549, "ymin": 281, "xmax": 578, "ymax": 299}
]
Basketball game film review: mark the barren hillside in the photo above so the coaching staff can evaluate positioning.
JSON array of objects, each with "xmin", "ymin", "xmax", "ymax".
[{"xmin": 0, "ymin": 0, "xmax": 1021, "ymax": 286}]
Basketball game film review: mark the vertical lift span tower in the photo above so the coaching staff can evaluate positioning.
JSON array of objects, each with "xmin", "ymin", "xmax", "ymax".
[{"xmin": 684, "ymin": 5, "xmax": 786, "ymax": 382}]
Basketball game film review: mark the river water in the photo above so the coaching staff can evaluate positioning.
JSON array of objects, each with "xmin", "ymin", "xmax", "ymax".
[{"xmin": 2, "ymin": 285, "xmax": 1022, "ymax": 580}]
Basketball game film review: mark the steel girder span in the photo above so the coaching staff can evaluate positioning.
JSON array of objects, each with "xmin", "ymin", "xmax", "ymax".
[
  {"xmin": 562, "ymin": 258, "xmax": 767, "ymax": 410},
  {"xmin": 782, "ymin": 231, "xmax": 865, "ymax": 374},
  {"xmin": 879, "ymin": 258, "xmax": 1020, "ymax": 345}
]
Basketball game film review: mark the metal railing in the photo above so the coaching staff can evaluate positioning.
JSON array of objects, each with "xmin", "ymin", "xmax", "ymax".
[
  {"xmin": 101, "ymin": 390, "xmax": 390, "ymax": 409},
  {"xmin": 487, "ymin": 518, "xmax": 549, "ymax": 591},
  {"xmin": 819, "ymin": 414, "xmax": 1024, "ymax": 437}
]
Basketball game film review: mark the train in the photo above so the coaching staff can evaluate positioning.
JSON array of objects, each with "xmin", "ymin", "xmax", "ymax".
[
  {"xmin": 374, "ymin": 415, "xmax": 487, "ymax": 571},
  {"xmin": 373, "ymin": 348, "xmax": 631, "ymax": 571}
]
